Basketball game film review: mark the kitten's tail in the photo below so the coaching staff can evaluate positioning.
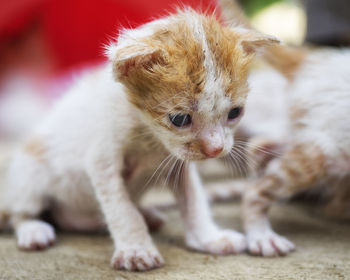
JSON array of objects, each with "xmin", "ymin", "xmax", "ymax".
[{"xmin": 217, "ymin": 0, "xmax": 308, "ymax": 80}]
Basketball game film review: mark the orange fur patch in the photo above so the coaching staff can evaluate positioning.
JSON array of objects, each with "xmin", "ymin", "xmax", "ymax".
[
  {"xmin": 280, "ymin": 144, "xmax": 326, "ymax": 194},
  {"xmin": 243, "ymin": 143, "xmax": 326, "ymax": 224},
  {"xmin": 113, "ymin": 11, "xmax": 256, "ymax": 127}
]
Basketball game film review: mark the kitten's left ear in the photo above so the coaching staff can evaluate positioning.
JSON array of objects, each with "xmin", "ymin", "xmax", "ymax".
[{"xmin": 235, "ymin": 28, "xmax": 280, "ymax": 55}]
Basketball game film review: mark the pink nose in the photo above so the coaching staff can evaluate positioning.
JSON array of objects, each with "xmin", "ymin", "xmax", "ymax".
[{"xmin": 201, "ymin": 145, "xmax": 223, "ymax": 158}]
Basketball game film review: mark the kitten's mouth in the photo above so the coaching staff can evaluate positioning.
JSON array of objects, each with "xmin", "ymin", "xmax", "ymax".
[{"xmin": 181, "ymin": 151, "xmax": 226, "ymax": 161}]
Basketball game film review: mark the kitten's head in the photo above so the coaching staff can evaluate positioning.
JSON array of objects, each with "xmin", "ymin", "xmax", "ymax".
[{"xmin": 107, "ymin": 9, "xmax": 279, "ymax": 160}]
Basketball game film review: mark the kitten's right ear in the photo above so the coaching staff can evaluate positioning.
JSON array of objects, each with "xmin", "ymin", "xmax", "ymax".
[
  {"xmin": 107, "ymin": 43, "xmax": 167, "ymax": 80},
  {"xmin": 233, "ymin": 27, "xmax": 280, "ymax": 55}
]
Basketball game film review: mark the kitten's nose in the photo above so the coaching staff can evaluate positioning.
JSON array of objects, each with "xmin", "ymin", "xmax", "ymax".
[
  {"xmin": 201, "ymin": 145, "xmax": 223, "ymax": 158},
  {"xmin": 199, "ymin": 134, "xmax": 224, "ymax": 158}
]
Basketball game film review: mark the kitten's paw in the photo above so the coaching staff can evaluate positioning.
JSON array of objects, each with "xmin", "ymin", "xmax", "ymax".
[
  {"xmin": 112, "ymin": 246, "xmax": 164, "ymax": 271},
  {"xmin": 16, "ymin": 220, "xmax": 56, "ymax": 250},
  {"xmin": 187, "ymin": 229, "xmax": 246, "ymax": 255},
  {"xmin": 140, "ymin": 207, "xmax": 166, "ymax": 232},
  {"xmin": 247, "ymin": 231, "xmax": 295, "ymax": 257}
]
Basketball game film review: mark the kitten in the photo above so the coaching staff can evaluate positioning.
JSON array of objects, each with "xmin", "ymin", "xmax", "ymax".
[
  {"xmin": 242, "ymin": 47, "xmax": 350, "ymax": 257},
  {"xmin": 218, "ymin": 0, "xmax": 350, "ymax": 257},
  {"xmin": 0, "ymin": 8, "xmax": 278, "ymax": 271}
]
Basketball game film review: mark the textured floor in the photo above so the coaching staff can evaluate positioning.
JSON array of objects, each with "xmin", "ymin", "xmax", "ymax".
[{"xmin": 1, "ymin": 192, "xmax": 350, "ymax": 280}]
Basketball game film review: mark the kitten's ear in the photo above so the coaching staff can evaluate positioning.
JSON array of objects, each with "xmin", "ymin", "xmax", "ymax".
[
  {"xmin": 107, "ymin": 43, "xmax": 167, "ymax": 80},
  {"xmin": 235, "ymin": 28, "xmax": 280, "ymax": 55}
]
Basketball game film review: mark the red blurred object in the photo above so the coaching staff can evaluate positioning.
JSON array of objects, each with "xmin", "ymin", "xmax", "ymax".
[{"xmin": 0, "ymin": 0, "xmax": 217, "ymax": 73}]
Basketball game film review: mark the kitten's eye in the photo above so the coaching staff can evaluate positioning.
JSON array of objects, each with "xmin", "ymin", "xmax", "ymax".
[
  {"xmin": 169, "ymin": 114, "xmax": 192, "ymax": 127},
  {"xmin": 228, "ymin": 107, "xmax": 242, "ymax": 120}
]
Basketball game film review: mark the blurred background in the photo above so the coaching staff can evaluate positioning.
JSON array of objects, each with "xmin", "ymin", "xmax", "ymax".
[{"xmin": 0, "ymin": 0, "xmax": 349, "ymax": 142}]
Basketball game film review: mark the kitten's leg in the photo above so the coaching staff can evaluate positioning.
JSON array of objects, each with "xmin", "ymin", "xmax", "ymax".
[
  {"xmin": 172, "ymin": 162, "xmax": 246, "ymax": 255},
  {"xmin": 243, "ymin": 177, "xmax": 295, "ymax": 257},
  {"xmin": 4, "ymin": 146, "xmax": 56, "ymax": 250},
  {"xmin": 243, "ymin": 143, "xmax": 326, "ymax": 256},
  {"xmin": 87, "ymin": 152, "xmax": 163, "ymax": 271}
]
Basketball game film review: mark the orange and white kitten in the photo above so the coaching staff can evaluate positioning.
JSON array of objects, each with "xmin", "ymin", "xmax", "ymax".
[
  {"xmin": 0, "ymin": 9, "xmax": 278, "ymax": 271},
  {"xmin": 218, "ymin": 0, "xmax": 350, "ymax": 257}
]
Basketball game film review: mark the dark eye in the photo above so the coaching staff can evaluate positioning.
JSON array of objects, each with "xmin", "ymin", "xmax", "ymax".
[
  {"xmin": 169, "ymin": 114, "xmax": 192, "ymax": 127},
  {"xmin": 228, "ymin": 107, "xmax": 242, "ymax": 120}
]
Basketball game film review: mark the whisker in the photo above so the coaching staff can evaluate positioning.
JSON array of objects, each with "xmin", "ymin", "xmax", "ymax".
[
  {"xmin": 230, "ymin": 149, "xmax": 245, "ymax": 177},
  {"xmin": 228, "ymin": 151, "xmax": 242, "ymax": 177},
  {"xmin": 235, "ymin": 140, "xmax": 282, "ymax": 157},
  {"xmin": 175, "ymin": 159, "xmax": 185, "ymax": 193},
  {"xmin": 232, "ymin": 145, "xmax": 256, "ymax": 174},
  {"xmin": 174, "ymin": 159, "xmax": 183, "ymax": 193},
  {"xmin": 176, "ymin": 160, "xmax": 187, "ymax": 196},
  {"xmin": 157, "ymin": 155, "xmax": 176, "ymax": 189},
  {"xmin": 223, "ymin": 156, "xmax": 236, "ymax": 177},
  {"xmin": 231, "ymin": 148, "xmax": 251, "ymax": 176},
  {"xmin": 164, "ymin": 157, "xmax": 178, "ymax": 189},
  {"xmin": 142, "ymin": 154, "xmax": 172, "ymax": 191}
]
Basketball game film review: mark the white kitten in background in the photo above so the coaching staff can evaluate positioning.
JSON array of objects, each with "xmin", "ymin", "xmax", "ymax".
[
  {"xmin": 242, "ymin": 48, "xmax": 350, "ymax": 256},
  {"xmin": 0, "ymin": 8, "xmax": 278, "ymax": 271}
]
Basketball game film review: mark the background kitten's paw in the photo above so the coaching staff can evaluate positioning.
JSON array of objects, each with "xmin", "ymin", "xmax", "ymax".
[
  {"xmin": 140, "ymin": 207, "xmax": 166, "ymax": 232},
  {"xmin": 17, "ymin": 220, "xmax": 56, "ymax": 250},
  {"xmin": 112, "ymin": 246, "xmax": 164, "ymax": 271},
  {"xmin": 247, "ymin": 231, "xmax": 295, "ymax": 257},
  {"xmin": 187, "ymin": 229, "xmax": 246, "ymax": 255}
]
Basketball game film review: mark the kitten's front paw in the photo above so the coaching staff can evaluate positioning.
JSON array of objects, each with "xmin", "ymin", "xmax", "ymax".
[
  {"xmin": 16, "ymin": 220, "xmax": 56, "ymax": 250},
  {"xmin": 186, "ymin": 229, "xmax": 246, "ymax": 255},
  {"xmin": 247, "ymin": 230, "xmax": 295, "ymax": 257},
  {"xmin": 112, "ymin": 246, "xmax": 164, "ymax": 271}
]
